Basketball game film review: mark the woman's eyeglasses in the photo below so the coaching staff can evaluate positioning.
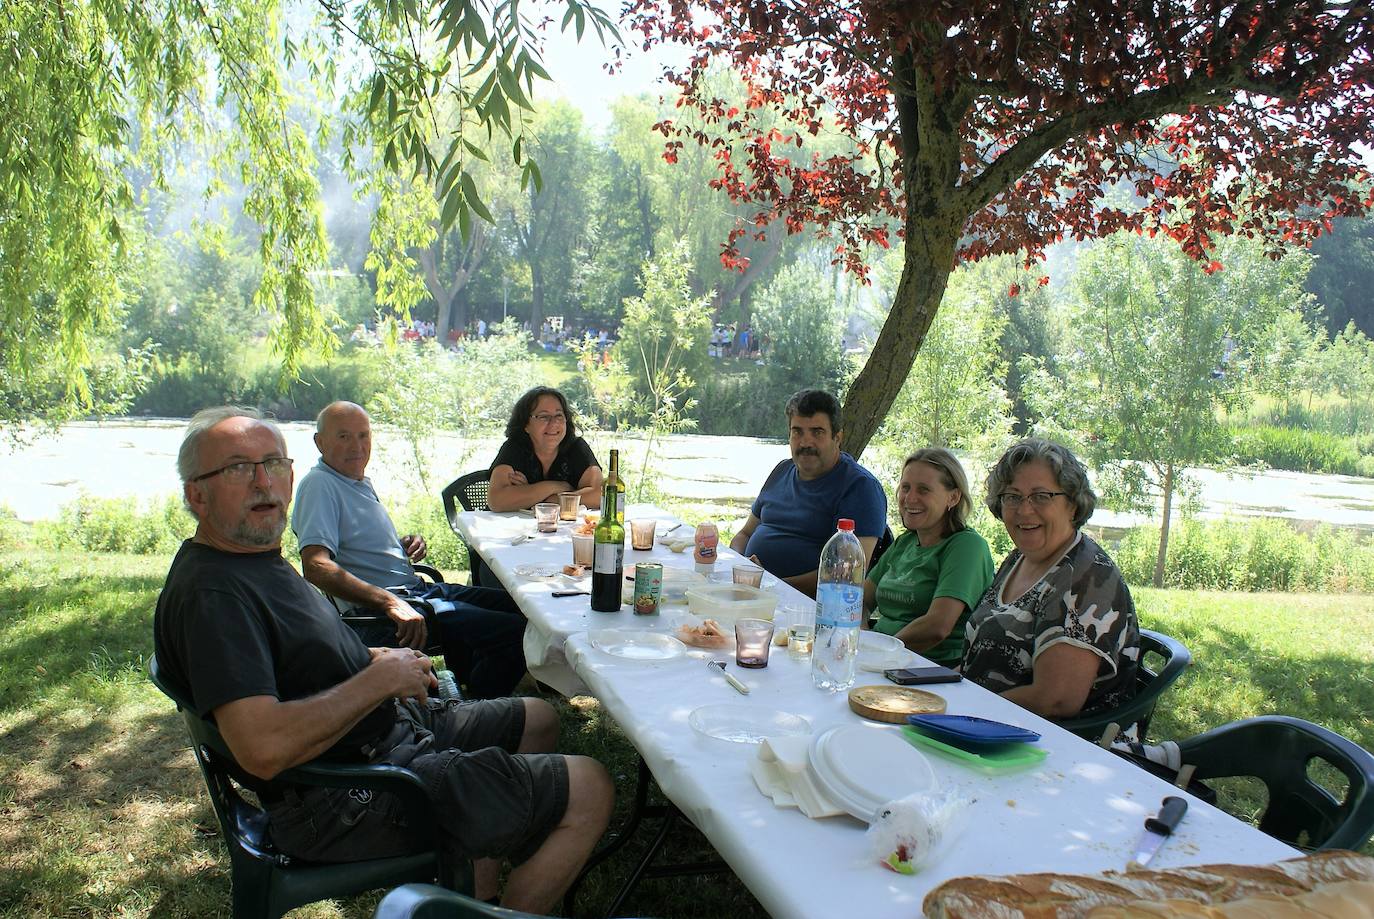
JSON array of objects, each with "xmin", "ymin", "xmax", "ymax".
[
  {"xmin": 532, "ymin": 412, "xmax": 566, "ymax": 425},
  {"xmin": 998, "ymin": 491, "xmax": 1066, "ymax": 509}
]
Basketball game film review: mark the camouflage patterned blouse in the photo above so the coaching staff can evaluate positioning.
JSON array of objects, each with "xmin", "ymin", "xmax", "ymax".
[{"xmin": 962, "ymin": 533, "xmax": 1140, "ymax": 716}]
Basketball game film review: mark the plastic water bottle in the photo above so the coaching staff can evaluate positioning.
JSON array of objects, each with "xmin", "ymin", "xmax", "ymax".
[
  {"xmin": 812, "ymin": 518, "xmax": 865, "ymax": 691},
  {"xmin": 435, "ymin": 669, "xmax": 461, "ymax": 700}
]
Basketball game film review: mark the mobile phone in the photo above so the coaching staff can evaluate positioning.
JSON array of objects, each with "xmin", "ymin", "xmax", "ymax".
[{"xmin": 884, "ymin": 666, "xmax": 962, "ymax": 686}]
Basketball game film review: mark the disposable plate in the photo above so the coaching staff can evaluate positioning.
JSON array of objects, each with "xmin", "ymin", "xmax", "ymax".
[
  {"xmin": 512, "ymin": 563, "xmax": 562, "ymax": 580},
  {"xmin": 588, "ymin": 630, "xmax": 687, "ymax": 661},
  {"xmin": 688, "ymin": 704, "xmax": 810, "ymax": 745},
  {"xmin": 807, "ymin": 724, "xmax": 938, "ymax": 822},
  {"xmin": 906, "ymin": 714, "xmax": 1041, "ymax": 748}
]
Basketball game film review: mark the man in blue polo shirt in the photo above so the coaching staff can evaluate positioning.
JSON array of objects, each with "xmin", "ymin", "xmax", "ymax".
[
  {"xmin": 292, "ymin": 401, "xmax": 526, "ymax": 699},
  {"xmin": 729, "ymin": 390, "xmax": 887, "ymax": 597}
]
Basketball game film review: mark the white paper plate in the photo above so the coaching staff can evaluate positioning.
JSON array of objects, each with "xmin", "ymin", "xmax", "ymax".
[
  {"xmin": 858, "ymin": 647, "xmax": 921, "ymax": 672},
  {"xmin": 589, "ymin": 630, "xmax": 686, "ymax": 661},
  {"xmin": 513, "ymin": 563, "xmax": 563, "ymax": 580},
  {"xmin": 688, "ymin": 704, "xmax": 810, "ymax": 745},
  {"xmin": 808, "ymin": 724, "xmax": 938, "ymax": 823}
]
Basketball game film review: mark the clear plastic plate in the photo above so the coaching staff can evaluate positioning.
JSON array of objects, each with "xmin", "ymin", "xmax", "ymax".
[
  {"xmin": 688, "ymin": 704, "xmax": 810, "ymax": 744},
  {"xmin": 589, "ymin": 630, "xmax": 687, "ymax": 661}
]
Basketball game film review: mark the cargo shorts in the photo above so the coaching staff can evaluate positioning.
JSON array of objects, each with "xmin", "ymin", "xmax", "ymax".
[{"xmin": 265, "ymin": 697, "xmax": 569, "ymax": 867}]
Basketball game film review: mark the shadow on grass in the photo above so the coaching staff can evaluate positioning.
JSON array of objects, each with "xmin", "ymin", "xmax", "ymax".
[{"xmin": 1141, "ymin": 615, "xmax": 1374, "ymax": 856}]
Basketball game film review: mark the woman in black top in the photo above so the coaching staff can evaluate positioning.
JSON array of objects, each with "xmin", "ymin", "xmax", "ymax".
[{"xmin": 488, "ymin": 387, "xmax": 604, "ymax": 511}]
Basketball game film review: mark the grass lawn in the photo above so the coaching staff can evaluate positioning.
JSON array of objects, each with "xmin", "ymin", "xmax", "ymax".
[{"xmin": 2, "ymin": 551, "xmax": 1371, "ymax": 918}]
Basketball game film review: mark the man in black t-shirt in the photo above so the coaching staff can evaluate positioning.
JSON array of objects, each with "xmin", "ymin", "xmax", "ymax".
[{"xmin": 153, "ymin": 407, "xmax": 612, "ymax": 912}]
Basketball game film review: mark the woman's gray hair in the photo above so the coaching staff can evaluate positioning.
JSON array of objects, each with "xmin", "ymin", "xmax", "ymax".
[
  {"xmin": 176, "ymin": 405, "xmax": 273, "ymax": 485},
  {"xmin": 904, "ymin": 447, "xmax": 974, "ymax": 533},
  {"xmin": 984, "ymin": 438, "xmax": 1096, "ymax": 528}
]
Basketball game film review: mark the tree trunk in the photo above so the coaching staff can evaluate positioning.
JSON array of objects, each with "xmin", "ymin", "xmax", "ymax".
[
  {"xmin": 1153, "ymin": 463, "xmax": 1175, "ymax": 588},
  {"xmin": 840, "ymin": 210, "xmax": 962, "ymax": 457},
  {"xmin": 530, "ymin": 263, "xmax": 546, "ymax": 331}
]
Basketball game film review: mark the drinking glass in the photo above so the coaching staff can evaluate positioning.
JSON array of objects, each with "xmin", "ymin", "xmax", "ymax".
[
  {"xmin": 732, "ymin": 563, "xmax": 764, "ymax": 588},
  {"xmin": 571, "ymin": 533, "xmax": 595, "ymax": 567},
  {"xmin": 734, "ymin": 618, "xmax": 775, "ymax": 669},
  {"xmin": 558, "ymin": 492, "xmax": 580, "ymax": 521},
  {"xmin": 629, "ymin": 518, "xmax": 657, "ymax": 551},
  {"xmin": 534, "ymin": 502, "xmax": 559, "ymax": 533}
]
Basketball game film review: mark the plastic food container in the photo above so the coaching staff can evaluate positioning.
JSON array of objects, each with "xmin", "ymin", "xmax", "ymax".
[{"xmin": 684, "ymin": 584, "xmax": 779, "ymax": 623}]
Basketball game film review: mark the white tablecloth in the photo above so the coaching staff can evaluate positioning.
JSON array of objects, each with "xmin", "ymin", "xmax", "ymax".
[
  {"xmin": 461, "ymin": 507, "xmax": 1298, "ymax": 917},
  {"xmin": 455, "ymin": 506, "xmax": 791, "ymax": 695},
  {"xmin": 562, "ymin": 640, "xmax": 1299, "ymax": 918}
]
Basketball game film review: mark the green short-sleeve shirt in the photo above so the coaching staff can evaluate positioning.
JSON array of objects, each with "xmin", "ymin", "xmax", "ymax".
[{"xmin": 870, "ymin": 528, "xmax": 995, "ymax": 665}]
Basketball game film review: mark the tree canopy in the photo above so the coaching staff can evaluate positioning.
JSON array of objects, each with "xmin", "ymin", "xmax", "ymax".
[
  {"xmin": 0, "ymin": 0, "xmax": 614, "ymax": 426},
  {"xmin": 627, "ymin": 0, "xmax": 1374, "ymax": 455}
]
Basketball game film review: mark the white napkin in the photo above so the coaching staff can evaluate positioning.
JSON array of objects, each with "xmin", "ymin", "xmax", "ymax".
[{"xmin": 751, "ymin": 735, "xmax": 845, "ymax": 819}]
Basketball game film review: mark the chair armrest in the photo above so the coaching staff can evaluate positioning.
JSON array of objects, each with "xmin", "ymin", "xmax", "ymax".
[
  {"xmin": 284, "ymin": 761, "xmax": 439, "ymax": 848},
  {"xmin": 414, "ymin": 563, "xmax": 444, "ymax": 584}
]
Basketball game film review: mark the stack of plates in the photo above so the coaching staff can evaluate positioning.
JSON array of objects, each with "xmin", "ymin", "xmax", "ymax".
[
  {"xmin": 806, "ymin": 724, "xmax": 937, "ymax": 823},
  {"xmin": 903, "ymin": 714, "xmax": 1048, "ymax": 774}
]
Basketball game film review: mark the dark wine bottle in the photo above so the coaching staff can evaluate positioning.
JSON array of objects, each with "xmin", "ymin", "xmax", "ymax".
[{"xmin": 591, "ymin": 477, "xmax": 625, "ymax": 612}]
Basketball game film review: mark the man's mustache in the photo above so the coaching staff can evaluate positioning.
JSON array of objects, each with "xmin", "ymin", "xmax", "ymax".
[
  {"xmin": 246, "ymin": 490, "xmax": 283, "ymax": 508},
  {"xmin": 794, "ymin": 447, "xmax": 819, "ymax": 457}
]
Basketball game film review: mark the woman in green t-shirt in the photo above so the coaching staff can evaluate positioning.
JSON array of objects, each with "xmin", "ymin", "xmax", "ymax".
[{"xmin": 862, "ymin": 448, "xmax": 995, "ymax": 665}]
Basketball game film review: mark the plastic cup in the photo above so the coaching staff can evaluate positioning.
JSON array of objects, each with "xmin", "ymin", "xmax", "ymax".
[
  {"xmin": 571, "ymin": 533, "xmax": 594, "ymax": 567},
  {"xmin": 558, "ymin": 492, "xmax": 580, "ymax": 521},
  {"xmin": 732, "ymin": 563, "xmax": 764, "ymax": 588},
  {"xmin": 734, "ymin": 618, "xmax": 775, "ymax": 669},
  {"xmin": 534, "ymin": 502, "xmax": 559, "ymax": 533},
  {"xmin": 630, "ymin": 518, "xmax": 657, "ymax": 551}
]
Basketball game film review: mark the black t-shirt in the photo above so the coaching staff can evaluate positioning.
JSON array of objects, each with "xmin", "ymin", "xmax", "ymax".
[
  {"xmin": 153, "ymin": 540, "xmax": 393, "ymax": 758},
  {"xmin": 490, "ymin": 433, "xmax": 600, "ymax": 491}
]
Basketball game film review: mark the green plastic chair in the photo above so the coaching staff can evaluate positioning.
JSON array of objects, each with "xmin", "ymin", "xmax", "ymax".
[
  {"xmin": 1055, "ymin": 629, "xmax": 1192, "ymax": 741},
  {"xmin": 1178, "ymin": 715, "xmax": 1374, "ymax": 851},
  {"xmin": 149, "ymin": 654, "xmax": 471, "ymax": 919},
  {"xmin": 374, "ymin": 884, "xmax": 542, "ymax": 919}
]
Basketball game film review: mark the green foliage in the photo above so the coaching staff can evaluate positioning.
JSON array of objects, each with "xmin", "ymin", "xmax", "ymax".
[
  {"xmin": 1307, "ymin": 214, "xmax": 1374, "ymax": 338},
  {"xmin": 1024, "ymin": 231, "xmax": 1306, "ymax": 584},
  {"xmin": 614, "ymin": 240, "xmax": 712, "ymax": 426},
  {"xmin": 750, "ymin": 259, "xmax": 849, "ymax": 401},
  {"xmin": 1114, "ymin": 517, "xmax": 1374, "ymax": 593},
  {"xmin": 1229, "ymin": 425, "xmax": 1374, "ymax": 477},
  {"xmin": 35, "ymin": 495, "xmax": 192, "ymax": 555},
  {"xmin": 367, "ymin": 326, "xmax": 537, "ymax": 490},
  {"xmin": 390, "ymin": 493, "xmax": 469, "ymax": 572},
  {"xmin": 878, "ymin": 257, "xmax": 1014, "ymax": 458},
  {"xmin": 0, "ymin": 505, "xmax": 27, "ymax": 551}
]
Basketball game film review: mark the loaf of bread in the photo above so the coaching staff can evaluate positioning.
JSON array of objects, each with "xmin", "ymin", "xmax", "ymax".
[
  {"xmin": 923, "ymin": 850, "xmax": 1374, "ymax": 919},
  {"xmin": 1088, "ymin": 879, "xmax": 1374, "ymax": 917}
]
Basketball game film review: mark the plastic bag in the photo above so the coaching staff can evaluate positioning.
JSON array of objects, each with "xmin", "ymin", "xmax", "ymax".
[{"xmin": 864, "ymin": 791, "xmax": 971, "ymax": 875}]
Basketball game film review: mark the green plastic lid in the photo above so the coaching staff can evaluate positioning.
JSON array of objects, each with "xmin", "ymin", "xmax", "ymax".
[{"xmin": 900, "ymin": 725, "xmax": 1049, "ymax": 774}]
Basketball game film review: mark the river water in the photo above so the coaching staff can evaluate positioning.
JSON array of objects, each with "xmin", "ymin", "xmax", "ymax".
[{"xmin": 3, "ymin": 420, "xmax": 1373, "ymax": 533}]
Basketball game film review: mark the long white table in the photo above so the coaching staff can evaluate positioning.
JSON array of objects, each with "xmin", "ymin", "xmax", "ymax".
[
  {"xmin": 459, "ymin": 508, "xmax": 1300, "ymax": 917},
  {"xmin": 455, "ymin": 504, "xmax": 785, "ymax": 695}
]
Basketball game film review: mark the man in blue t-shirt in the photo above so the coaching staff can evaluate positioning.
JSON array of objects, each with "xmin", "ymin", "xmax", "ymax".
[{"xmin": 729, "ymin": 390, "xmax": 887, "ymax": 597}]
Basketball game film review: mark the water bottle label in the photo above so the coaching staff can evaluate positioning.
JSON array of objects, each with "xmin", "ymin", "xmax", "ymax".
[{"xmin": 816, "ymin": 583, "xmax": 861, "ymax": 628}]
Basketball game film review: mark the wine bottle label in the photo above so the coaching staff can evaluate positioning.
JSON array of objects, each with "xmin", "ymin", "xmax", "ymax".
[{"xmin": 593, "ymin": 542, "xmax": 623, "ymax": 574}]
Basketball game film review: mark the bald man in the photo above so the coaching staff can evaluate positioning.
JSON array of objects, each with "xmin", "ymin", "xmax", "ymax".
[{"xmin": 292, "ymin": 401, "xmax": 526, "ymax": 699}]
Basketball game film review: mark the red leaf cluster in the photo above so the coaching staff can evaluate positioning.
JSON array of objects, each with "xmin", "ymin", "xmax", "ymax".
[{"xmin": 624, "ymin": 0, "xmax": 1374, "ymax": 273}]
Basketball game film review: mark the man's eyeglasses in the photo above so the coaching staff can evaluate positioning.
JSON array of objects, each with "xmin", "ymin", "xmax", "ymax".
[
  {"xmin": 192, "ymin": 457, "xmax": 294, "ymax": 483},
  {"xmin": 998, "ymin": 491, "xmax": 1067, "ymax": 509},
  {"xmin": 532, "ymin": 412, "xmax": 566, "ymax": 425}
]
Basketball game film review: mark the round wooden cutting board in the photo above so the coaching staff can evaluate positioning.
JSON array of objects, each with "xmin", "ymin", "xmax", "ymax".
[{"xmin": 847, "ymin": 685, "xmax": 947, "ymax": 723}]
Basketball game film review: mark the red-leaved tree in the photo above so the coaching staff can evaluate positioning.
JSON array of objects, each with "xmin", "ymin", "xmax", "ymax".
[{"xmin": 624, "ymin": 0, "xmax": 1374, "ymax": 455}]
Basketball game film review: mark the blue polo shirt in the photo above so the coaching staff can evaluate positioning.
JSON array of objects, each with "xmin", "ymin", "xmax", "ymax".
[
  {"xmin": 745, "ymin": 453, "xmax": 887, "ymax": 578},
  {"xmin": 291, "ymin": 459, "xmax": 422, "ymax": 605}
]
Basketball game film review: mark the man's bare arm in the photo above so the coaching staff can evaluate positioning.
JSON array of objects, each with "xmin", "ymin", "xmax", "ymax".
[
  {"xmin": 728, "ymin": 514, "xmax": 761, "ymax": 554},
  {"xmin": 215, "ymin": 648, "xmax": 437, "ymax": 780},
  {"xmin": 299, "ymin": 545, "xmax": 427, "ymax": 649}
]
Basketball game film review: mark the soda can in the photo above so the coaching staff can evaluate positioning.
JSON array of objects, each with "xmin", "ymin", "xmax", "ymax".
[{"xmin": 632, "ymin": 562, "xmax": 664, "ymax": 615}]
